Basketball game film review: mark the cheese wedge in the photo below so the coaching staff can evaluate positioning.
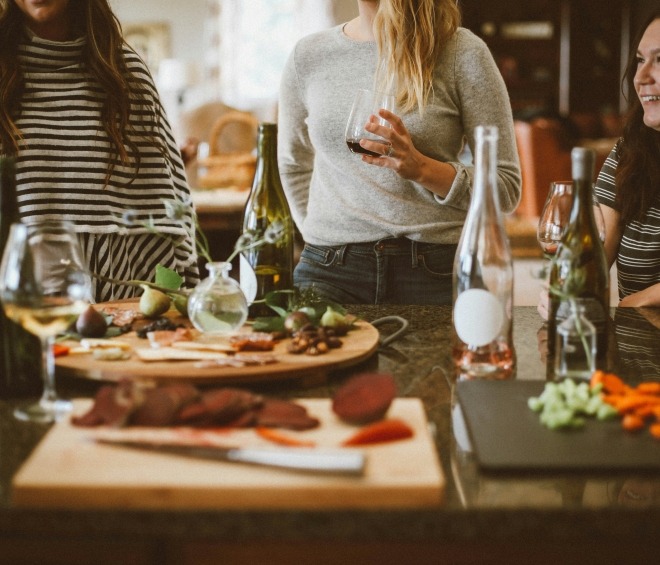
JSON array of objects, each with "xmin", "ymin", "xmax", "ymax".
[
  {"xmin": 170, "ymin": 341, "xmax": 235, "ymax": 353},
  {"xmin": 80, "ymin": 338, "xmax": 132, "ymax": 351},
  {"xmin": 135, "ymin": 347, "xmax": 229, "ymax": 362}
]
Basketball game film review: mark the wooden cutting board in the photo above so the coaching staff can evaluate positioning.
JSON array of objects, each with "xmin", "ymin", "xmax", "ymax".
[
  {"xmin": 56, "ymin": 302, "xmax": 380, "ymax": 386},
  {"xmin": 12, "ymin": 398, "xmax": 444, "ymax": 509},
  {"xmin": 457, "ymin": 380, "xmax": 660, "ymax": 472}
]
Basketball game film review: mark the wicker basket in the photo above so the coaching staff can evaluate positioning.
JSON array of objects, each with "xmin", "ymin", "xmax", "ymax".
[{"xmin": 197, "ymin": 111, "xmax": 259, "ymax": 189}]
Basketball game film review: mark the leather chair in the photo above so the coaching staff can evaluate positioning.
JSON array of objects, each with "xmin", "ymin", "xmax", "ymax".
[{"xmin": 514, "ymin": 118, "xmax": 572, "ymax": 219}]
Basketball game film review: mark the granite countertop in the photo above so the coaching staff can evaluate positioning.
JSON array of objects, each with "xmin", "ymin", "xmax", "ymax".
[{"xmin": 1, "ymin": 305, "xmax": 659, "ymax": 561}]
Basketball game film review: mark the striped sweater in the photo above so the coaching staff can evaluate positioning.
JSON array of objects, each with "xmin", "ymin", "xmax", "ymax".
[
  {"xmin": 10, "ymin": 30, "xmax": 198, "ymax": 302},
  {"xmin": 594, "ymin": 140, "xmax": 660, "ymax": 299}
]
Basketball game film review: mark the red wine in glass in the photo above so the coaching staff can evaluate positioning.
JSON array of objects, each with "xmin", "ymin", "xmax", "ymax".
[
  {"xmin": 345, "ymin": 89, "xmax": 395, "ymax": 157},
  {"xmin": 346, "ymin": 139, "xmax": 384, "ymax": 157}
]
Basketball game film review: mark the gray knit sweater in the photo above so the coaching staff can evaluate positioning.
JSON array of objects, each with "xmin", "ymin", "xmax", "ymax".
[{"xmin": 278, "ymin": 25, "xmax": 521, "ymax": 246}]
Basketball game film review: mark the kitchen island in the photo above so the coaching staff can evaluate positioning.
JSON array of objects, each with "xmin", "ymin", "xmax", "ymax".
[{"xmin": 1, "ymin": 305, "xmax": 659, "ymax": 564}]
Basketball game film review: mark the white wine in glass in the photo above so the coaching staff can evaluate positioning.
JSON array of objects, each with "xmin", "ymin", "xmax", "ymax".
[{"xmin": 0, "ymin": 221, "xmax": 90, "ymax": 423}]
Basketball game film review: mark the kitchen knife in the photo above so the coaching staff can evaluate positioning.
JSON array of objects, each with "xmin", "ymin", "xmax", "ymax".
[{"xmin": 96, "ymin": 438, "xmax": 366, "ymax": 476}]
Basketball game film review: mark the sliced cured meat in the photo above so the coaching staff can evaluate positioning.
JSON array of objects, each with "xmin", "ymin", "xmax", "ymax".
[
  {"xmin": 229, "ymin": 332, "xmax": 277, "ymax": 351},
  {"xmin": 71, "ymin": 380, "xmax": 143, "ymax": 427},
  {"xmin": 174, "ymin": 388, "xmax": 263, "ymax": 426},
  {"xmin": 255, "ymin": 398, "xmax": 320, "ymax": 430},
  {"xmin": 130, "ymin": 384, "xmax": 199, "ymax": 427}
]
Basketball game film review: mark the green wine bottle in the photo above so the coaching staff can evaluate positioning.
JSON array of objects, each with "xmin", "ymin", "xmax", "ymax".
[
  {"xmin": 0, "ymin": 155, "xmax": 41, "ymax": 398},
  {"xmin": 547, "ymin": 147, "xmax": 610, "ymax": 375},
  {"xmin": 240, "ymin": 123, "xmax": 294, "ymax": 318}
]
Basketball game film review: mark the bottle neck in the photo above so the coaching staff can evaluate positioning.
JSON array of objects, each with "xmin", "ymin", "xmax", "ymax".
[
  {"xmin": 568, "ymin": 178, "xmax": 596, "ymax": 229},
  {"xmin": 255, "ymin": 124, "xmax": 278, "ymax": 175},
  {"xmin": 472, "ymin": 128, "xmax": 500, "ymax": 214},
  {"xmin": 567, "ymin": 147, "xmax": 597, "ymax": 231}
]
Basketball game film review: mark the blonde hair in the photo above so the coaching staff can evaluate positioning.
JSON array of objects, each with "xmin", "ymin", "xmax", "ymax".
[{"xmin": 373, "ymin": 0, "xmax": 461, "ymax": 114}]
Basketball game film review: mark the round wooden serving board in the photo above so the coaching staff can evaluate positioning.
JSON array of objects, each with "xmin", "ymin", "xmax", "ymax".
[{"xmin": 56, "ymin": 302, "xmax": 380, "ymax": 386}]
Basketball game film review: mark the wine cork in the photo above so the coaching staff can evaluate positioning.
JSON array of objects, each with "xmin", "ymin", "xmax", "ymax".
[{"xmin": 571, "ymin": 147, "xmax": 595, "ymax": 181}]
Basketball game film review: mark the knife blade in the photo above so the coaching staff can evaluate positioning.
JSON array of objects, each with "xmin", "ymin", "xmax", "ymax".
[{"xmin": 96, "ymin": 438, "xmax": 366, "ymax": 476}]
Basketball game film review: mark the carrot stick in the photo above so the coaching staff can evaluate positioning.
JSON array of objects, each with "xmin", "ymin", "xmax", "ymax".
[
  {"xmin": 255, "ymin": 426, "xmax": 316, "ymax": 447},
  {"xmin": 592, "ymin": 373, "xmax": 660, "ymax": 435},
  {"xmin": 341, "ymin": 418, "xmax": 414, "ymax": 446},
  {"xmin": 622, "ymin": 414, "xmax": 645, "ymax": 432},
  {"xmin": 53, "ymin": 344, "xmax": 70, "ymax": 357}
]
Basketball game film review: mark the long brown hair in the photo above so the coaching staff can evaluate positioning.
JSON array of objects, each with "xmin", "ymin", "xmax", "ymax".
[
  {"xmin": 0, "ymin": 0, "xmax": 160, "ymax": 181},
  {"xmin": 373, "ymin": 0, "xmax": 461, "ymax": 114},
  {"xmin": 616, "ymin": 10, "xmax": 660, "ymax": 225}
]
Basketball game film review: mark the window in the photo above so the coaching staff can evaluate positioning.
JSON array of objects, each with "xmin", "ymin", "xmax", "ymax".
[{"xmin": 216, "ymin": 0, "xmax": 334, "ymax": 113}]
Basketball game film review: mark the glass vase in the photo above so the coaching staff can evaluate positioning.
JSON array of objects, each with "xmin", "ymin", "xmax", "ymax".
[
  {"xmin": 187, "ymin": 262, "xmax": 248, "ymax": 334},
  {"xmin": 554, "ymin": 301, "xmax": 596, "ymax": 380}
]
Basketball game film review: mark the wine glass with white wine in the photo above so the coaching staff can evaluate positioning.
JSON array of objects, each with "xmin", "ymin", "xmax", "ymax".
[{"xmin": 0, "ymin": 221, "xmax": 91, "ymax": 423}]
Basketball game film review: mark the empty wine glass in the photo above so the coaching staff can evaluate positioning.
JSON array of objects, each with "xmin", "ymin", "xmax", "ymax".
[
  {"xmin": 535, "ymin": 181, "xmax": 573, "ymax": 279},
  {"xmin": 345, "ymin": 88, "xmax": 395, "ymax": 157},
  {"xmin": 0, "ymin": 221, "xmax": 91, "ymax": 423},
  {"xmin": 537, "ymin": 181, "xmax": 573, "ymax": 259}
]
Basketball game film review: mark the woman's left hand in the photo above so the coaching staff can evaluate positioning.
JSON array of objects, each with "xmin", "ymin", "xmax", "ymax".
[{"xmin": 359, "ymin": 109, "xmax": 426, "ymax": 181}]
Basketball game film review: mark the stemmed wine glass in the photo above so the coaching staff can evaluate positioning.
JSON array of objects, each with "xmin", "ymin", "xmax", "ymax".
[
  {"xmin": 0, "ymin": 221, "xmax": 91, "ymax": 423},
  {"xmin": 345, "ymin": 88, "xmax": 395, "ymax": 157},
  {"xmin": 537, "ymin": 181, "xmax": 574, "ymax": 265},
  {"xmin": 535, "ymin": 181, "xmax": 606, "ymax": 279}
]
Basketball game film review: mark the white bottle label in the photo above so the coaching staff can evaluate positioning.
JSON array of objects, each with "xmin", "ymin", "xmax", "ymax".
[
  {"xmin": 239, "ymin": 255, "xmax": 257, "ymax": 304},
  {"xmin": 454, "ymin": 288, "xmax": 504, "ymax": 346}
]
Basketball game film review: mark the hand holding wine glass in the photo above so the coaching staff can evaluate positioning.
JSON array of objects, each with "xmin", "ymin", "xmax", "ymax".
[
  {"xmin": 0, "ymin": 221, "xmax": 91, "ymax": 423},
  {"xmin": 345, "ymin": 89, "xmax": 395, "ymax": 157}
]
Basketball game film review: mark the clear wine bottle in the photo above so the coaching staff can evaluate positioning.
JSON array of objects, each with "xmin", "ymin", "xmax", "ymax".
[
  {"xmin": 239, "ymin": 123, "xmax": 294, "ymax": 318},
  {"xmin": 452, "ymin": 125, "xmax": 515, "ymax": 380}
]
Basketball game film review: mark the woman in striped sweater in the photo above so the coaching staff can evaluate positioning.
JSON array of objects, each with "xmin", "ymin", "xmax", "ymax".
[
  {"xmin": 594, "ymin": 10, "xmax": 660, "ymax": 308},
  {"xmin": 0, "ymin": 0, "xmax": 199, "ymax": 302}
]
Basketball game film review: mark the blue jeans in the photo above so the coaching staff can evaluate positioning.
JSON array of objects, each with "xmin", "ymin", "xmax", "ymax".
[{"xmin": 294, "ymin": 237, "xmax": 456, "ymax": 305}]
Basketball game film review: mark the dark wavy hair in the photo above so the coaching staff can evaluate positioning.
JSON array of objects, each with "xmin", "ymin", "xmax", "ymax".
[
  {"xmin": 616, "ymin": 10, "xmax": 660, "ymax": 225},
  {"xmin": 0, "ymin": 0, "xmax": 160, "ymax": 182}
]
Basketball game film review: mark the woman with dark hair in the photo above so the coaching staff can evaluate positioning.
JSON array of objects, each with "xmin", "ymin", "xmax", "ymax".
[
  {"xmin": 0, "ymin": 0, "xmax": 199, "ymax": 302},
  {"xmin": 594, "ymin": 10, "xmax": 660, "ymax": 307}
]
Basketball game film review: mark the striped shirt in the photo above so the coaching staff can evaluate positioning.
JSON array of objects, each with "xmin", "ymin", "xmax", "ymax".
[
  {"xmin": 594, "ymin": 140, "xmax": 660, "ymax": 300},
  {"xmin": 612, "ymin": 308, "xmax": 660, "ymax": 383},
  {"xmin": 11, "ymin": 30, "xmax": 199, "ymax": 302}
]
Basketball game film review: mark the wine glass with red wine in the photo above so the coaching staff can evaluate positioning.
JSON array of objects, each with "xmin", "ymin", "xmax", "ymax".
[{"xmin": 345, "ymin": 89, "xmax": 395, "ymax": 157}]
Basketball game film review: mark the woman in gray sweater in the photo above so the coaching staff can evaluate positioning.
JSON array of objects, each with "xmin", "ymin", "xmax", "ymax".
[{"xmin": 278, "ymin": 0, "xmax": 520, "ymax": 305}]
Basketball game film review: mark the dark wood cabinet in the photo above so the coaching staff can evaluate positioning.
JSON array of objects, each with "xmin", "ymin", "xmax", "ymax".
[{"xmin": 461, "ymin": 0, "xmax": 633, "ymax": 118}]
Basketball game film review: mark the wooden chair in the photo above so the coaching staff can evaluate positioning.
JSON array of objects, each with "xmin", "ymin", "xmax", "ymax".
[{"xmin": 178, "ymin": 101, "xmax": 259, "ymax": 189}]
